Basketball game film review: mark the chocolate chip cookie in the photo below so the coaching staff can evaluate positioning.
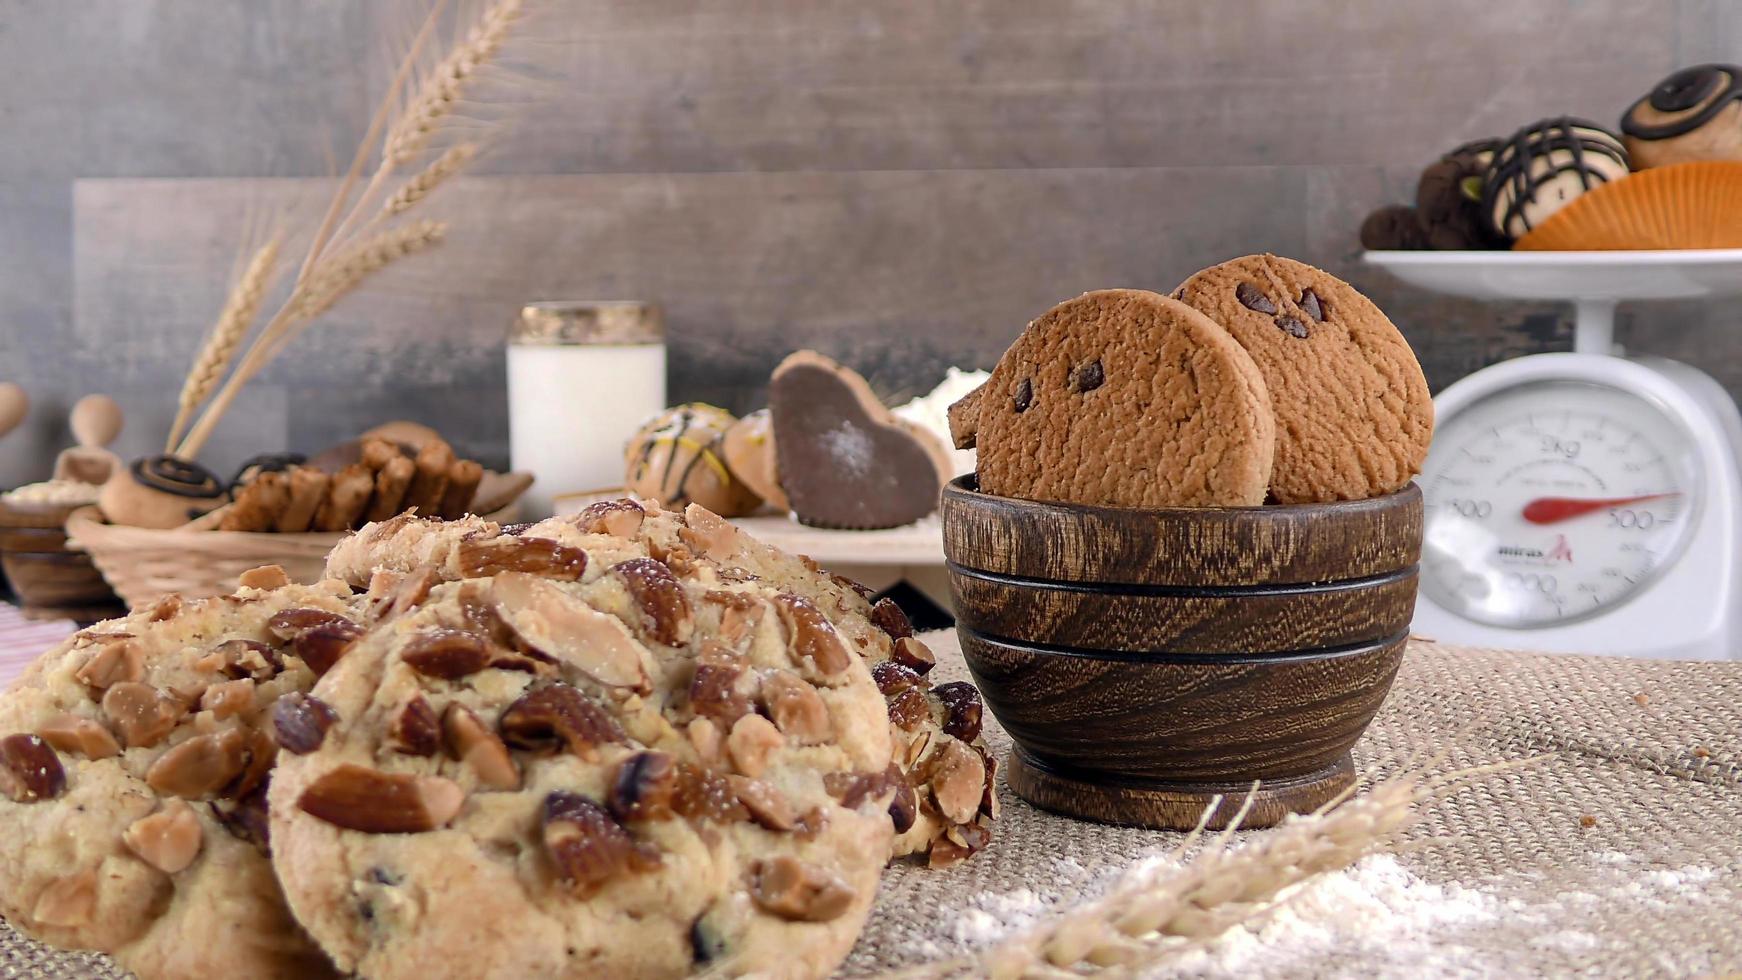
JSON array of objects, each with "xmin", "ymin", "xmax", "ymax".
[
  {"xmin": 971, "ymin": 289, "xmax": 1276, "ymax": 508},
  {"xmin": 1173, "ymin": 254, "xmax": 1433, "ymax": 503},
  {"xmin": 326, "ymin": 506, "xmax": 998, "ymax": 868},
  {"xmin": 0, "ymin": 580, "xmax": 364, "ymax": 978},
  {"xmin": 272, "ymin": 507, "xmax": 899, "ymax": 979}
]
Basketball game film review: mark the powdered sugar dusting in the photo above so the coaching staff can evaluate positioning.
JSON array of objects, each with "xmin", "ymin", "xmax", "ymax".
[{"xmin": 821, "ymin": 421, "xmax": 875, "ymax": 477}]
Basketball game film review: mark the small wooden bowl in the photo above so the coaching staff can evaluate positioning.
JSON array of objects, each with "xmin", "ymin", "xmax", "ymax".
[
  {"xmin": 941, "ymin": 476, "xmax": 1422, "ymax": 830},
  {"xmin": 0, "ymin": 499, "xmax": 125, "ymax": 622}
]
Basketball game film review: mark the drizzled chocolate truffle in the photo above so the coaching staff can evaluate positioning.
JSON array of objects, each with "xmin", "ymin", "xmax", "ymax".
[
  {"xmin": 623, "ymin": 403, "xmax": 763, "ymax": 517},
  {"xmin": 1481, "ymin": 118, "xmax": 1629, "ymax": 240},
  {"xmin": 1622, "ymin": 64, "xmax": 1742, "ymax": 169},
  {"xmin": 1418, "ymin": 138, "xmax": 1507, "ymax": 249}
]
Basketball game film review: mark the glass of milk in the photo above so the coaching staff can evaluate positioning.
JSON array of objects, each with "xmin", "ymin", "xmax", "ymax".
[{"xmin": 508, "ymin": 301, "xmax": 666, "ymax": 518}]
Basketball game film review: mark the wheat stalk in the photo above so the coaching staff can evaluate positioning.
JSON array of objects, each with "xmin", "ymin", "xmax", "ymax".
[
  {"xmin": 174, "ymin": 0, "xmax": 531, "ymax": 461},
  {"xmin": 383, "ymin": 0, "xmax": 524, "ymax": 167},
  {"xmin": 164, "ymin": 235, "xmax": 281, "ymax": 451},
  {"xmin": 382, "ymin": 142, "xmax": 478, "ymax": 216},
  {"xmin": 894, "ymin": 760, "xmax": 1537, "ymax": 980}
]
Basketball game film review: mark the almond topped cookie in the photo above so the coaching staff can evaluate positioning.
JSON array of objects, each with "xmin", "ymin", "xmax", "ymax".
[
  {"xmin": 273, "ymin": 506, "xmax": 901, "ymax": 979},
  {"xmin": 1172, "ymin": 254, "xmax": 1433, "ymax": 503},
  {"xmin": 0, "ymin": 574, "xmax": 364, "ymax": 979},
  {"xmin": 325, "ymin": 505, "xmax": 999, "ymax": 869}
]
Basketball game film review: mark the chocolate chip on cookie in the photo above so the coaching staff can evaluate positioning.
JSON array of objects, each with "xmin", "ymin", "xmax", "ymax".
[
  {"xmin": 973, "ymin": 289, "xmax": 1276, "ymax": 508},
  {"xmin": 1172, "ymin": 254, "xmax": 1432, "ymax": 503}
]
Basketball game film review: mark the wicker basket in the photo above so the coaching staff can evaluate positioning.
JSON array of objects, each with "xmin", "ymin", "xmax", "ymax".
[{"xmin": 64, "ymin": 507, "xmax": 343, "ymax": 609}]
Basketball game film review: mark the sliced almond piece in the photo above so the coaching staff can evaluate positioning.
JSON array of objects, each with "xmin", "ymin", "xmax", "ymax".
[
  {"xmin": 123, "ymin": 800, "xmax": 203, "ymax": 873},
  {"xmin": 726, "ymin": 713, "xmax": 784, "ymax": 778},
  {"xmin": 932, "ymin": 681, "xmax": 984, "ymax": 742},
  {"xmin": 491, "ymin": 572, "xmax": 651, "ymax": 692},
  {"xmin": 687, "ymin": 717, "xmax": 724, "ymax": 765},
  {"xmin": 442, "ymin": 704, "xmax": 519, "ymax": 790},
  {"xmin": 606, "ymin": 751, "xmax": 676, "ymax": 823},
  {"xmin": 37, "ymin": 714, "xmax": 119, "ymax": 760},
  {"xmin": 610, "ymin": 557, "xmax": 694, "ymax": 647},
  {"xmin": 927, "ymin": 739, "xmax": 987, "ymax": 826},
  {"xmin": 298, "ymin": 764, "xmax": 465, "ymax": 833},
  {"xmin": 498, "ymin": 684, "xmax": 624, "ymax": 759},
  {"xmin": 760, "ymin": 670, "xmax": 832, "ymax": 745},
  {"xmin": 771, "ymin": 594, "xmax": 852, "ymax": 680},
  {"xmin": 750, "ymin": 856, "xmax": 856, "ymax": 922},
  {"xmin": 199, "ymin": 678, "xmax": 256, "ymax": 721},
  {"xmin": 402, "ymin": 629, "xmax": 491, "ymax": 680},
  {"xmin": 0, "ymin": 734, "xmax": 66, "ymax": 802},
  {"xmin": 272, "ymin": 693, "xmax": 339, "ymax": 754},
  {"xmin": 102, "ymin": 682, "xmax": 182, "ymax": 749},
  {"xmin": 32, "ymin": 869, "xmax": 97, "ymax": 927},
  {"xmin": 145, "ymin": 729, "xmax": 248, "ymax": 799},
  {"xmin": 456, "ymin": 536, "xmax": 589, "ymax": 580},
  {"xmin": 573, "ymin": 498, "xmax": 645, "ymax": 537},
  {"xmin": 729, "ymin": 775, "xmax": 796, "ymax": 831},
  {"xmin": 74, "ymin": 640, "xmax": 142, "ymax": 691},
  {"xmin": 388, "ymin": 696, "xmax": 441, "ymax": 756},
  {"xmin": 208, "ymin": 639, "xmax": 281, "ymax": 681},
  {"xmin": 868, "ymin": 598, "xmax": 915, "ymax": 640},
  {"xmin": 237, "ymin": 564, "xmax": 290, "ymax": 591},
  {"xmin": 889, "ymin": 636, "xmax": 937, "ymax": 675},
  {"xmin": 543, "ymin": 791, "xmax": 658, "ymax": 890}
]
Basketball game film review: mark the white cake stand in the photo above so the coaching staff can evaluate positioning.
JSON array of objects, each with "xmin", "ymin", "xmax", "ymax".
[
  {"xmin": 553, "ymin": 492, "xmax": 950, "ymax": 607},
  {"xmin": 1365, "ymin": 249, "xmax": 1742, "ymax": 354}
]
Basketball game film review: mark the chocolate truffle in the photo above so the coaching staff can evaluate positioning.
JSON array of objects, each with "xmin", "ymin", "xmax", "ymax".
[
  {"xmin": 1482, "ymin": 117, "xmax": 1629, "ymax": 240},
  {"xmin": 623, "ymin": 403, "xmax": 762, "ymax": 517},
  {"xmin": 1621, "ymin": 64, "xmax": 1742, "ymax": 169}
]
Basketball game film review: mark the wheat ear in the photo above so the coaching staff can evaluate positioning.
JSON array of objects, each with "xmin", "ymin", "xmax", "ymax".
[
  {"xmin": 291, "ymin": 220, "xmax": 448, "ymax": 324},
  {"xmin": 164, "ymin": 235, "xmax": 281, "ymax": 451},
  {"xmin": 899, "ymin": 775, "xmax": 1424, "ymax": 979},
  {"xmin": 174, "ymin": 221, "xmax": 447, "ymax": 459},
  {"xmin": 383, "ymin": 0, "xmax": 524, "ymax": 167},
  {"xmin": 382, "ymin": 142, "xmax": 478, "ymax": 216}
]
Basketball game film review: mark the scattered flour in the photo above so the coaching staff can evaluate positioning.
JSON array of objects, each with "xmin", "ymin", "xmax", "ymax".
[{"xmin": 923, "ymin": 849, "xmax": 1722, "ymax": 978}]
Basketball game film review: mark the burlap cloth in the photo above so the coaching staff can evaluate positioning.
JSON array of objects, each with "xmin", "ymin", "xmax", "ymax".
[{"xmin": 4, "ymin": 634, "xmax": 1738, "ymax": 977}]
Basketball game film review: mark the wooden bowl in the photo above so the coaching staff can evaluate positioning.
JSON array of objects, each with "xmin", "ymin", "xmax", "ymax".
[
  {"xmin": 0, "ymin": 499, "xmax": 125, "ymax": 622},
  {"xmin": 941, "ymin": 476, "xmax": 1422, "ymax": 830}
]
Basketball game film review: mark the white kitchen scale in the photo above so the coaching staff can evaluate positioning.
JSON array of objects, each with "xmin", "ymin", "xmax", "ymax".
[{"xmin": 1366, "ymin": 249, "xmax": 1742, "ymax": 661}]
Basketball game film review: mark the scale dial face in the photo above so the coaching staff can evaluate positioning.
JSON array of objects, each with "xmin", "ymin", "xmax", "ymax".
[{"xmin": 1420, "ymin": 380, "xmax": 1700, "ymax": 629}]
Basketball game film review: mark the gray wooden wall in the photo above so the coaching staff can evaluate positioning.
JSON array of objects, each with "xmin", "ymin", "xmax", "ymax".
[{"xmin": 3, "ymin": 0, "xmax": 1739, "ymax": 487}]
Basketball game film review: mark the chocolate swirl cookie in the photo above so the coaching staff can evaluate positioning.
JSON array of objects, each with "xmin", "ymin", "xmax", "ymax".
[{"xmin": 1621, "ymin": 64, "xmax": 1742, "ymax": 169}]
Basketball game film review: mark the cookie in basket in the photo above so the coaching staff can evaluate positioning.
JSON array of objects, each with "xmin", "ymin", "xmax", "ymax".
[
  {"xmin": 1172, "ymin": 255, "xmax": 1432, "ymax": 503},
  {"xmin": 325, "ymin": 503, "xmax": 999, "ymax": 867},
  {"xmin": 0, "ymin": 576, "xmax": 370, "ymax": 978},
  {"xmin": 272, "ymin": 512, "xmax": 895, "ymax": 979},
  {"xmin": 968, "ymin": 289, "xmax": 1276, "ymax": 509}
]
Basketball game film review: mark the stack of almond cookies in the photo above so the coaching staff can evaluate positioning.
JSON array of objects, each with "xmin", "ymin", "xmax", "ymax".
[
  {"xmin": 949, "ymin": 254, "xmax": 1434, "ymax": 508},
  {"xmin": 0, "ymin": 498, "xmax": 994, "ymax": 979}
]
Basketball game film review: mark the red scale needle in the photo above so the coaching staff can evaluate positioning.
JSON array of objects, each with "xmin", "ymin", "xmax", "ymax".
[{"xmin": 1520, "ymin": 492, "xmax": 1680, "ymax": 525}]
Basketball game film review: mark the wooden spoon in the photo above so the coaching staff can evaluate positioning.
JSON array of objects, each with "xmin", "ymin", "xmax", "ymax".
[
  {"xmin": 70, "ymin": 394, "xmax": 123, "ymax": 448},
  {"xmin": 0, "ymin": 382, "xmax": 27, "ymax": 439}
]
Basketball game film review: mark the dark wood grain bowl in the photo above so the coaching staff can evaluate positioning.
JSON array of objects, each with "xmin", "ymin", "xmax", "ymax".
[
  {"xmin": 0, "ymin": 499, "xmax": 124, "ymax": 623},
  {"xmin": 941, "ymin": 476, "xmax": 1422, "ymax": 830}
]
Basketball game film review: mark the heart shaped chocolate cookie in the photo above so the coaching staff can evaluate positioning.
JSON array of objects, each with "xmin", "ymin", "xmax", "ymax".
[{"xmin": 768, "ymin": 351, "xmax": 953, "ymax": 529}]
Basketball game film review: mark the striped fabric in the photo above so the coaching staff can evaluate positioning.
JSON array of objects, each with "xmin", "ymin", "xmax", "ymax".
[{"xmin": 0, "ymin": 603, "xmax": 76, "ymax": 689}]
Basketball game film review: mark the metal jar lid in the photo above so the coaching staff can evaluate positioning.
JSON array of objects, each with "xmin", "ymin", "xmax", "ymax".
[{"xmin": 511, "ymin": 301, "xmax": 664, "ymax": 345}]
